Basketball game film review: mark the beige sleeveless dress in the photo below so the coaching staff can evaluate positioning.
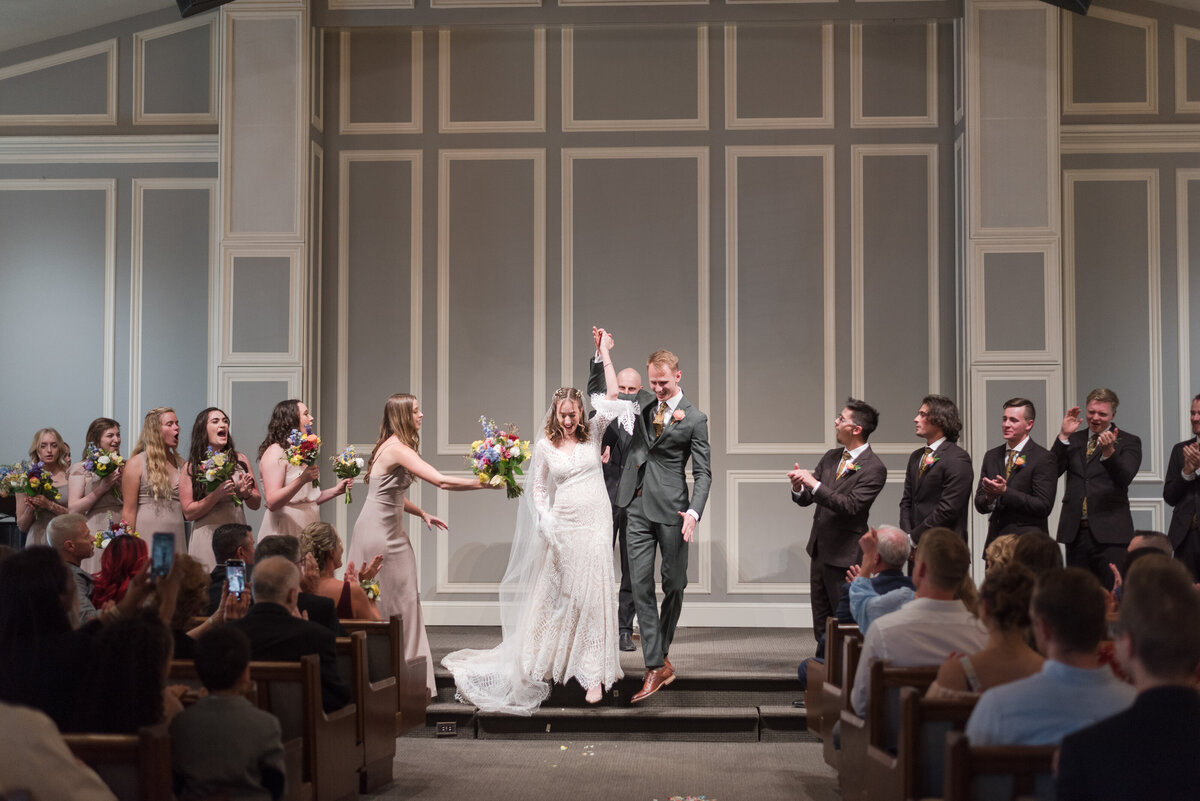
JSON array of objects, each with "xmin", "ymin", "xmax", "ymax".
[
  {"xmin": 136, "ymin": 466, "xmax": 186, "ymax": 555},
  {"xmin": 259, "ymin": 446, "xmax": 320, "ymax": 540},
  {"xmin": 68, "ymin": 462, "xmax": 125, "ymax": 573}
]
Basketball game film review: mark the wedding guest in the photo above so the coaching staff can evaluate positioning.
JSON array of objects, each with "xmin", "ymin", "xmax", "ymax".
[
  {"xmin": 48, "ymin": 514, "xmax": 100, "ymax": 627},
  {"xmin": 181, "ymin": 407, "xmax": 261, "ymax": 572},
  {"xmin": 257, "ymin": 399, "xmax": 350, "ymax": 539},
  {"xmin": 121, "ymin": 407, "xmax": 186, "ymax": 554},
  {"xmin": 1009, "ymin": 529, "xmax": 1063, "ymax": 578},
  {"xmin": 81, "ymin": 608, "xmax": 180, "ymax": 733},
  {"xmin": 16, "ymin": 427, "xmax": 70, "ymax": 548},
  {"xmin": 68, "ymin": 417, "xmax": 124, "ymax": 573},
  {"xmin": 925, "ymin": 564, "xmax": 1043, "ymax": 698},
  {"xmin": 349, "ymin": 393, "xmax": 501, "ymax": 699},
  {"xmin": 301, "ymin": 521, "xmax": 381, "ymax": 621},
  {"xmin": 92, "ymin": 533, "xmax": 148, "ymax": 608},
  {"xmin": 206, "ymin": 522, "xmax": 255, "ymax": 614},
  {"xmin": 254, "ymin": 535, "xmax": 344, "ymax": 635},
  {"xmin": 165, "ymin": 554, "xmax": 219, "ymax": 660},
  {"xmin": 0, "ymin": 701, "xmax": 118, "ymax": 801},
  {"xmin": 983, "ymin": 533, "xmax": 1019, "ymax": 572}
]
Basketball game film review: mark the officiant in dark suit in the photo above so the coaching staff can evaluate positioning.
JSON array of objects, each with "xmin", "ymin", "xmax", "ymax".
[
  {"xmin": 974, "ymin": 397, "xmax": 1057, "ymax": 546},
  {"xmin": 899, "ymin": 394, "xmax": 974, "ymax": 548},
  {"xmin": 789, "ymin": 399, "xmax": 887, "ymax": 642},
  {"xmin": 596, "ymin": 366, "xmax": 642, "ymax": 652},
  {"xmin": 589, "ymin": 328, "xmax": 711, "ymax": 703}
]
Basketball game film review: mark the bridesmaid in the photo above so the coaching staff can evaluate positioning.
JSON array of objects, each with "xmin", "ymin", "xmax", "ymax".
[
  {"xmin": 181, "ymin": 407, "xmax": 261, "ymax": 572},
  {"xmin": 16, "ymin": 428, "xmax": 70, "ymax": 548},
  {"xmin": 121, "ymin": 407, "xmax": 186, "ymax": 554},
  {"xmin": 67, "ymin": 417, "xmax": 125, "ymax": 573},
  {"xmin": 347, "ymin": 393, "xmax": 501, "ymax": 698},
  {"xmin": 257, "ymin": 399, "xmax": 350, "ymax": 540}
]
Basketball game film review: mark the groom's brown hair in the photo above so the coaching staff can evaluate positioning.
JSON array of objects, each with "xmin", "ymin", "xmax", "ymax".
[{"xmin": 647, "ymin": 350, "xmax": 680, "ymax": 372}]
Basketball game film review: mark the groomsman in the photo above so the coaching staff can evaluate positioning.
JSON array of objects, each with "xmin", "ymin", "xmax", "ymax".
[
  {"xmin": 1053, "ymin": 387, "xmax": 1142, "ymax": 590},
  {"xmin": 598, "ymin": 367, "xmax": 643, "ymax": 651},
  {"xmin": 899, "ymin": 395, "xmax": 974, "ymax": 547},
  {"xmin": 1163, "ymin": 393, "xmax": 1200, "ymax": 580},
  {"xmin": 974, "ymin": 398, "xmax": 1058, "ymax": 547},
  {"xmin": 789, "ymin": 399, "xmax": 887, "ymax": 642}
]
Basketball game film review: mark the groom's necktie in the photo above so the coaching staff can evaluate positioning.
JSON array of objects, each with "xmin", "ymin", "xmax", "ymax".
[{"xmin": 653, "ymin": 401, "xmax": 668, "ymax": 438}]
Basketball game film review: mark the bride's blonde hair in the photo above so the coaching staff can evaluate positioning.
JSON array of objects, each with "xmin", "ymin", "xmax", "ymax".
[{"xmin": 544, "ymin": 388, "xmax": 589, "ymax": 445}]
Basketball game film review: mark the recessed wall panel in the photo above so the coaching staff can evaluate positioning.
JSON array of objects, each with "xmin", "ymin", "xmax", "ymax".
[
  {"xmin": 1070, "ymin": 13, "xmax": 1148, "ymax": 106},
  {"xmin": 0, "ymin": 54, "xmax": 109, "ymax": 116},
  {"xmin": 1189, "ymin": 37, "xmax": 1200, "ymax": 105},
  {"xmin": 347, "ymin": 30, "xmax": 416, "ymax": 125},
  {"xmin": 733, "ymin": 479, "xmax": 810, "ymax": 585},
  {"xmin": 983, "ymin": 252, "xmax": 1046, "ymax": 352},
  {"xmin": 444, "ymin": 157, "xmax": 538, "ymax": 446},
  {"xmin": 445, "ymin": 28, "xmax": 538, "ymax": 123},
  {"xmin": 859, "ymin": 23, "xmax": 929, "ymax": 119},
  {"xmin": 441, "ymin": 475, "xmax": 521, "ymax": 587},
  {"xmin": 346, "ymin": 159, "xmax": 415, "ymax": 446},
  {"xmin": 731, "ymin": 24, "xmax": 825, "ymax": 121},
  {"xmin": 142, "ymin": 24, "xmax": 212, "ymax": 115},
  {"xmin": 568, "ymin": 26, "xmax": 702, "ymax": 123},
  {"xmin": 141, "ymin": 189, "xmax": 211, "ymax": 419},
  {"xmin": 1190, "ymin": 181, "xmax": 1200, "ymax": 395},
  {"xmin": 231, "ymin": 257, "xmax": 291, "ymax": 354},
  {"xmin": 983, "ymin": 380, "xmax": 1050, "ymax": 450}
]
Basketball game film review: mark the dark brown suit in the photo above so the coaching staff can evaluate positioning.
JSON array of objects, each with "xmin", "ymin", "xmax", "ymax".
[
  {"xmin": 899, "ymin": 440, "xmax": 974, "ymax": 543},
  {"xmin": 793, "ymin": 445, "xmax": 886, "ymax": 640},
  {"xmin": 1163, "ymin": 437, "xmax": 1200, "ymax": 580},
  {"xmin": 973, "ymin": 438, "xmax": 1057, "ymax": 546}
]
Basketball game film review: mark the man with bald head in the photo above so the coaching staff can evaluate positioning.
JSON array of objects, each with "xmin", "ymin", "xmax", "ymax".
[
  {"xmin": 598, "ymin": 366, "xmax": 643, "ymax": 651},
  {"xmin": 231, "ymin": 556, "xmax": 350, "ymax": 712},
  {"xmin": 48, "ymin": 514, "xmax": 99, "ymax": 627}
]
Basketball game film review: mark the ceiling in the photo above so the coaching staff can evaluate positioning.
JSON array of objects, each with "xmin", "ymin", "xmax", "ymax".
[{"xmin": 3, "ymin": 0, "xmax": 1200, "ymax": 56}]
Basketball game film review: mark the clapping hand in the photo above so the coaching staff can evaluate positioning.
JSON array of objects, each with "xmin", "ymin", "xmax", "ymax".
[
  {"xmin": 1184, "ymin": 441, "xmax": 1200, "ymax": 475},
  {"xmin": 1097, "ymin": 426, "xmax": 1119, "ymax": 458},
  {"xmin": 1060, "ymin": 406, "xmax": 1083, "ymax": 439},
  {"xmin": 787, "ymin": 463, "xmax": 817, "ymax": 493},
  {"xmin": 358, "ymin": 555, "xmax": 385, "ymax": 583},
  {"xmin": 980, "ymin": 475, "xmax": 1007, "ymax": 497}
]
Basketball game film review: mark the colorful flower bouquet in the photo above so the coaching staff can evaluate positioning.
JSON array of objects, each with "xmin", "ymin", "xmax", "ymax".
[
  {"xmin": 9, "ymin": 461, "xmax": 62, "ymax": 503},
  {"xmin": 94, "ymin": 516, "xmax": 139, "ymax": 550},
  {"xmin": 286, "ymin": 428, "xmax": 321, "ymax": 487},
  {"xmin": 331, "ymin": 446, "xmax": 364, "ymax": 504},
  {"xmin": 83, "ymin": 444, "xmax": 124, "ymax": 499},
  {"xmin": 0, "ymin": 463, "xmax": 28, "ymax": 499},
  {"xmin": 468, "ymin": 417, "xmax": 530, "ymax": 499},
  {"xmin": 198, "ymin": 447, "xmax": 242, "ymax": 506}
]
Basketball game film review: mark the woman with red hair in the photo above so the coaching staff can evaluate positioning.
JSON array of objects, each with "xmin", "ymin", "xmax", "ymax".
[{"xmin": 92, "ymin": 535, "xmax": 148, "ymax": 608}]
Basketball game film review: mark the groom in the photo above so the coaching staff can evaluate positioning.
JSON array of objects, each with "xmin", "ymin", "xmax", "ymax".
[{"xmin": 588, "ymin": 327, "xmax": 711, "ymax": 703}]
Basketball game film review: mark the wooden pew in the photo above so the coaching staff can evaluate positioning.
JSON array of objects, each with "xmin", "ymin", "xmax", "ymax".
[
  {"xmin": 865, "ymin": 685, "xmax": 977, "ymax": 801},
  {"xmin": 838, "ymin": 660, "xmax": 937, "ymax": 801},
  {"xmin": 820, "ymin": 624, "xmax": 863, "ymax": 769},
  {"xmin": 805, "ymin": 617, "xmax": 842, "ymax": 737},
  {"xmin": 341, "ymin": 615, "xmax": 430, "ymax": 734},
  {"xmin": 62, "ymin": 723, "xmax": 173, "ymax": 801},
  {"xmin": 335, "ymin": 630, "xmax": 398, "ymax": 792},
  {"xmin": 943, "ymin": 731, "xmax": 1057, "ymax": 801}
]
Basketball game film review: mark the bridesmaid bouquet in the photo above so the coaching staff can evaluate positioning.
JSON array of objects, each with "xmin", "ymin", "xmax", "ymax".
[
  {"xmin": 0, "ymin": 462, "xmax": 28, "ymax": 498},
  {"xmin": 331, "ymin": 446, "xmax": 364, "ymax": 504},
  {"xmin": 83, "ymin": 444, "xmax": 124, "ymax": 499},
  {"xmin": 468, "ymin": 417, "xmax": 530, "ymax": 499},
  {"xmin": 198, "ymin": 447, "xmax": 243, "ymax": 507},
  {"xmin": 9, "ymin": 461, "xmax": 61, "ymax": 502},
  {"xmin": 94, "ymin": 515, "xmax": 139, "ymax": 550},
  {"xmin": 286, "ymin": 428, "xmax": 321, "ymax": 487}
]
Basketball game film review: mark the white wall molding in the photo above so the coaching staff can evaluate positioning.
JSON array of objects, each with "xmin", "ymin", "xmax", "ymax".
[
  {"xmin": 0, "ymin": 135, "xmax": 219, "ymax": 163},
  {"xmin": 561, "ymin": 27, "xmax": 709, "ymax": 131},
  {"xmin": 217, "ymin": 366, "xmax": 303, "ymax": 413},
  {"xmin": 133, "ymin": 15, "xmax": 219, "ymax": 125},
  {"xmin": 723, "ymin": 23, "xmax": 833, "ymax": 130},
  {"xmin": 967, "ymin": 240, "xmax": 1062, "ymax": 364},
  {"xmin": 1061, "ymin": 124, "xmax": 1200, "ymax": 154},
  {"xmin": 1176, "ymin": 25, "xmax": 1200, "ymax": 114},
  {"xmin": 338, "ymin": 30, "xmax": 422, "ymax": 135},
  {"xmin": 725, "ymin": 471, "xmax": 807, "ymax": 594},
  {"xmin": 850, "ymin": 22, "xmax": 938, "ymax": 128},
  {"xmin": 328, "ymin": 0, "xmax": 414, "ymax": 7},
  {"xmin": 1062, "ymin": 6, "xmax": 1157, "ymax": 117},
  {"xmin": 1130, "ymin": 497, "xmax": 1165, "ymax": 533},
  {"xmin": 0, "ymin": 39, "xmax": 118, "ymax": 127},
  {"xmin": 1177, "ymin": 169, "xmax": 1200, "ymax": 439},
  {"xmin": 725, "ymin": 145, "xmax": 835, "ymax": 455},
  {"xmin": 218, "ymin": 244, "xmax": 305, "ymax": 365},
  {"xmin": 435, "ymin": 149, "xmax": 547, "ymax": 455},
  {"xmin": 311, "ymin": 27, "xmax": 324, "ymax": 133},
  {"xmin": 438, "ymin": 28, "xmax": 546, "ymax": 133}
]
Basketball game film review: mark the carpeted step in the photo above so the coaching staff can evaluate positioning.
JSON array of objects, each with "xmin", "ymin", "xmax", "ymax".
[
  {"xmin": 475, "ymin": 705, "xmax": 760, "ymax": 742},
  {"xmin": 757, "ymin": 705, "xmax": 816, "ymax": 743}
]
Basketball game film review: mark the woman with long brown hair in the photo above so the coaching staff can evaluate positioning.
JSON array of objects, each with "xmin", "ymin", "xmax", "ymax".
[
  {"xmin": 68, "ymin": 417, "xmax": 125, "ymax": 572},
  {"xmin": 181, "ymin": 407, "xmax": 260, "ymax": 571},
  {"xmin": 348, "ymin": 393, "xmax": 501, "ymax": 698},
  {"xmin": 256, "ymin": 399, "xmax": 350, "ymax": 540},
  {"xmin": 121, "ymin": 407, "xmax": 186, "ymax": 553},
  {"xmin": 16, "ymin": 427, "xmax": 70, "ymax": 548}
]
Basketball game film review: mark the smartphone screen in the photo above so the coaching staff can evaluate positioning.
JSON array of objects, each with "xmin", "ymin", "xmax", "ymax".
[
  {"xmin": 151, "ymin": 532, "xmax": 175, "ymax": 578},
  {"xmin": 226, "ymin": 559, "xmax": 245, "ymax": 595}
]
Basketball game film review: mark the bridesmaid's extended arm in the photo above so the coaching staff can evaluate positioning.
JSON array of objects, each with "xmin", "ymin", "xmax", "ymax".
[
  {"xmin": 393, "ymin": 443, "xmax": 501, "ymax": 492},
  {"xmin": 260, "ymin": 448, "xmax": 319, "ymax": 511},
  {"xmin": 179, "ymin": 463, "xmax": 235, "ymax": 520},
  {"xmin": 402, "ymin": 497, "xmax": 448, "ymax": 531},
  {"xmin": 120, "ymin": 455, "xmax": 144, "ymax": 528},
  {"xmin": 68, "ymin": 464, "xmax": 122, "ymax": 516},
  {"xmin": 315, "ymin": 478, "xmax": 352, "ymax": 506}
]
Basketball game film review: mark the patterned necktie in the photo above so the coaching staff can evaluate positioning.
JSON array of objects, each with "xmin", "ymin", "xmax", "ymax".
[
  {"xmin": 1004, "ymin": 448, "xmax": 1017, "ymax": 479},
  {"xmin": 1082, "ymin": 433, "xmax": 1098, "ymax": 519},
  {"xmin": 918, "ymin": 446, "xmax": 933, "ymax": 478},
  {"xmin": 653, "ymin": 401, "xmax": 668, "ymax": 438},
  {"xmin": 835, "ymin": 450, "xmax": 851, "ymax": 480}
]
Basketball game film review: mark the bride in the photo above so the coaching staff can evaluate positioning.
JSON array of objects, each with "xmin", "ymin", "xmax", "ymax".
[{"xmin": 442, "ymin": 330, "xmax": 634, "ymax": 714}]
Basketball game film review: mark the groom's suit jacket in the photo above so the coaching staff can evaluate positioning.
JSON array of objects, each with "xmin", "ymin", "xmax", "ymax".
[
  {"xmin": 972, "ymin": 438, "xmax": 1057, "ymax": 546},
  {"xmin": 793, "ymin": 445, "xmax": 886, "ymax": 567},
  {"xmin": 588, "ymin": 360, "xmax": 711, "ymax": 525},
  {"xmin": 898, "ymin": 441, "xmax": 974, "ymax": 544},
  {"xmin": 1052, "ymin": 427, "xmax": 1141, "ymax": 546}
]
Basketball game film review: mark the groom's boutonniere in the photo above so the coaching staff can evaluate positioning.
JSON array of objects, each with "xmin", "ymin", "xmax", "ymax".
[{"xmin": 671, "ymin": 409, "xmax": 685, "ymax": 424}]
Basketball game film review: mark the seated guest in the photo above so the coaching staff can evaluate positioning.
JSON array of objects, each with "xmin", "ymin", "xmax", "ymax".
[
  {"xmin": 48, "ymin": 513, "xmax": 100, "ymax": 626},
  {"xmin": 851, "ymin": 528, "xmax": 986, "ymax": 716},
  {"xmin": 92, "ymin": 532, "xmax": 148, "ymax": 608},
  {"xmin": 171, "ymin": 625, "xmax": 286, "ymax": 801},
  {"xmin": 300, "ymin": 521, "xmax": 382, "ymax": 621},
  {"xmin": 1009, "ymin": 530, "xmax": 1063, "ymax": 578},
  {"xmin": 0, "ymin": 701, "xmax": 117, "ymax": 801},
  {"xmin": 231, "ymin": 555, "xmax": 351, "ymax": 712},
  {"xmin": 926, "ymin": 564, "xmax": 1043, "ymax": 698},
  {"xmin": 82, "ymin": 608, "xmax": 180, "ymax": 733},
  {"xmin": 254, "ymin": 534, "xmax": 343, "ymax": 635},
  {"xmin": 1057, "ymin": 556, "xmax": 1200, "ymax": 801},
  {"xmin": 965, "ymin": 568, "xmax": 1135, "ymax": 745},
  {"xmin": 983, "ymin": 533, "xmax": 1018, "ymax": 572},
  {"xmin": 166, "ymin": 554, "xmax": 222, "ymax": 659},
  {"xmin": 206, "ymin": 522, "xmax": 256, "ymax": 614},
  {"xmin": 1109, "ymin": 530, "xmax": 1173, "ymax": 602}
]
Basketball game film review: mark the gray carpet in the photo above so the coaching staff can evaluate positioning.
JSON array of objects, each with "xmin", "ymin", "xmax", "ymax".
[{"xmin": 364, "ymin": 738, "xmax": 839, "ymax": 801}]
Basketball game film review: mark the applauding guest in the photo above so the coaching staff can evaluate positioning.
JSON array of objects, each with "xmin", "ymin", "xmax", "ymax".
[
  {"xmin": 900, "ymin": 395, "xmax": 973, "ymax": 547},
  {"xmin": 974, "ymin": 398, "xmax": 1057, "ymax": 547},
  {"xmin": 257, "ymin": 400, "xmax": 350, "ymax": 540},
  {"xmin": 1163, "ymin": 392, "xmax": 1200, "ymax": 581},
  {"xmin": 16, "ymin": 427, "xmax": 70, "ymax": 548},
  {"xmin": 121, "ymin": 407, "xmax": 186, "ymax": 554},
  {"xmin": 181, "ymin": 407, "xmax": 261, "ymax": 572},
  {"xmin": 302, "ymin": 521, "xmax": 381, "ymax": 621},
  {"xmin": 67, "ymin": 417, "xmax": 124, "ymax": 573}
]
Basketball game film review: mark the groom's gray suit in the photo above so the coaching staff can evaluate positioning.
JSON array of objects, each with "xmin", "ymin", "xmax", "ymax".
[{"xmin": 589, "ymin": 359, "xmax": 711, "ymax": 670}]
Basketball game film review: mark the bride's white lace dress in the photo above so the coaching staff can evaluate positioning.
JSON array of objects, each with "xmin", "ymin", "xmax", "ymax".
[{"xmin": 442, "ymin": 396, "xmax": 633, "ymax": 715}]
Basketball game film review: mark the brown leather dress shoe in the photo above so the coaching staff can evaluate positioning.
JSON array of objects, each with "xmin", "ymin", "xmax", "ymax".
[
  {"xmin": 664, "ymin": 656, "xmax": 674, "ymax": 675},
  {"xmin": 631, "ymin": 664, "xmax": 676, "ymax": 703}
]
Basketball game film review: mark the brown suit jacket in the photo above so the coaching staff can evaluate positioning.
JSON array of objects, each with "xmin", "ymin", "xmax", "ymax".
[{"xmin": 793, "ymin": 445, "xmax": 887, "ymax": 567}]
